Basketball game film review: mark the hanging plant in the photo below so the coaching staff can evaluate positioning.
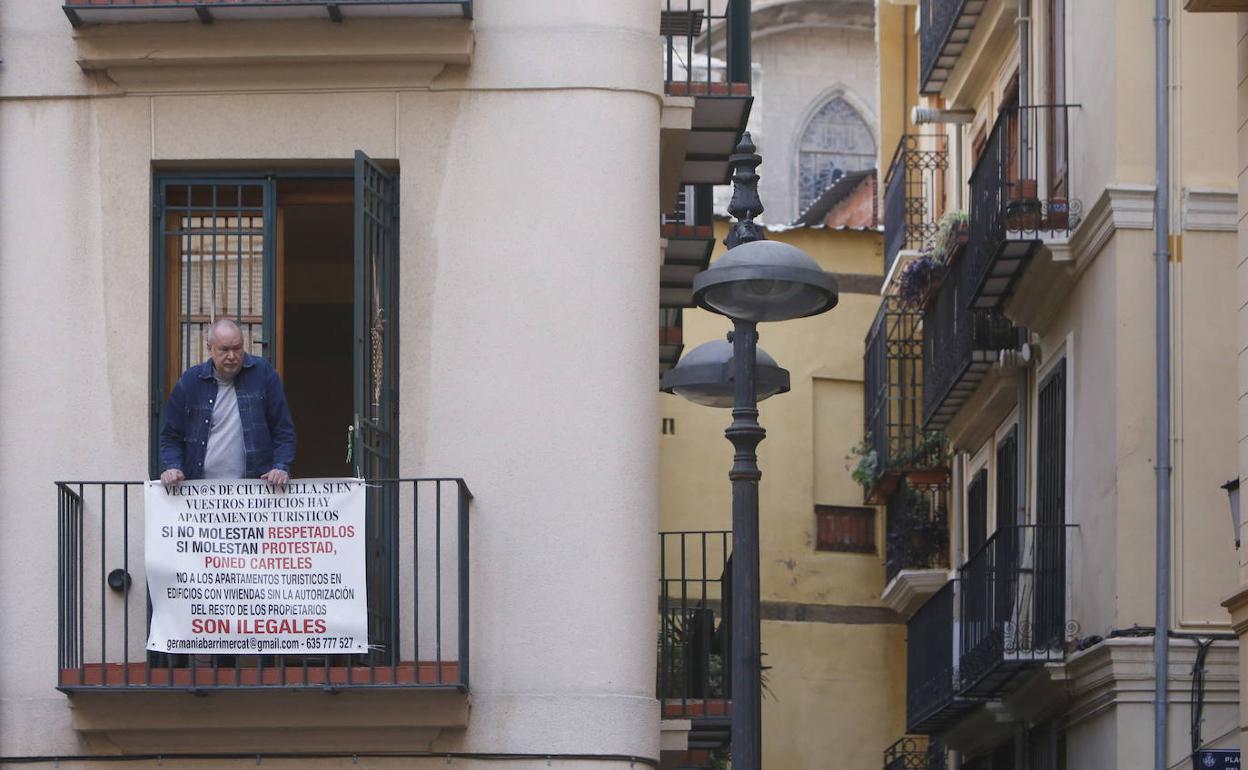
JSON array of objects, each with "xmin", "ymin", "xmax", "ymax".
[{"xmin": 897, "ymin": 250, "xmax": 946, "ymax": 309}]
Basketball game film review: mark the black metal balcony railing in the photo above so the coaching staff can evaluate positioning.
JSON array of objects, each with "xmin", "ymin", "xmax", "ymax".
[
  {"xmin": 966, "ymin": 105, "xmax": 1079, "ymax": 310},
  {"xmin": 884, "ymin": 736, "xmax": 948, "ymax": 770},
  {"xmin": 883, "ymin": 135, "xmax": 949, "ymax": 277},
  {"xmin": 661, "ymin": 185, "xmax": 717, "ymax": 309},
  {"xmin": 958, "ymin": 525, "xmax": 1070, "ymax": 697},
  {"xmin": 905, "ymin": 580, "xmax": 974, "ymax": 733},
  {"xmin": 658, "ymin": 530, "xmax": 732, "ymax": 725},
  {"xmin": 885, "ymin": 483, "xmax": 949, "ymax": 583},
  {"xmin": 919, "ymin": 0, "xmax": 984, "ymax": 94},
  {"xmin": 57, "ymin": 478, "xmax": 470, "ymax": 691},
  {"xmin": 660, "ymin": 307, "xmax": 685, "ymax": 371},
  {"xmin": 63, "ymin": 0, "xmax": 473, "ymax": 26},
  {"xmin": 922, "ymin": 250, "xmax": 1017, "ymax": 428},
  {"xmin": 865, "ymin": 297, "xmax": 925, "ymax": 475},
  {"xmin": 663, "ymin": 0, "xmax": 750, "ymax": 97}
]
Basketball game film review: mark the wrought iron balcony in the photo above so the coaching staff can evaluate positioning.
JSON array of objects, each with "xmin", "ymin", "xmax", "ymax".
[
  {"xmin": 905, "ymin": 581, "xmax": 976, "ymax": 734},
  {"xmin": 662, "ymin": 0, "xmax": 752, "ymax": 185},
  {"xmin": 922, "ymin": 249, "xmax": 1017, "ymax": 428},
  {"xmin": 918, "ymin": 0, "xmax": 986, "ymax": 94},
  {"xmin": 885, "ymin": 482, "xmax": 949, "ymax": 584},
  {"xmin": 662, "ymin": 184, "xmax": 717, "ymax": 308},
  {"xmin": 966, "ymin": 105, "xmax": 1080, "ymax": 310},
  {"xmin": 958, "ymin": 525, "xmax": 1071, "ymax": 697},
  {"xmin": 660, "ymin": 307, "xmax": 685, "ymax": 372},
  {"xmin": 865, "ymin": 298, "xmax": 925, "ymax": 484},
  {"xmin": 883, "ymin": 135, "xmax": 949, "ymax": 278},
  {"xmin": 63, "ymin": 0, "xmax": 472, "ymax": 26},
  {"xmin": 56, "ymin": 478, "xmax": 469, "ymax": 691},
  {"xmin": 658, "ymin": 530, "xmax": 732, "ymax": 750},
  {"xmin": 884, "ymin": 736, "xmax": 948, "ymax": 770}
]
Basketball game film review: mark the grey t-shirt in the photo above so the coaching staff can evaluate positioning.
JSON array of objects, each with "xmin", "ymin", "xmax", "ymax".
[{"xmin": 203, "ymin": 377, "xmax": 246, "ymax": 479}]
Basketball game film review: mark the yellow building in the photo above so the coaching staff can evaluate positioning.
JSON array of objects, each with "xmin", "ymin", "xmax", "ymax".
[
  {"xmin": 872, "ymin": 1, "xmax": 1242, "ymax": 768},
  {"xmin": 658, "ymin": 194, "xmax": 909, "ymax": 767}
]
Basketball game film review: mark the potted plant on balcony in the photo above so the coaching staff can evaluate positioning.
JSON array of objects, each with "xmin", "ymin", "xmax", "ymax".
[
  {"xmin": 1045, "ymin": 196, "xmax": 1070, "ymax": 231},
  {"xmin": 897, "ymin": 245, "xmax": 946, "ymax": 311},
  {"xmin": 897, "ymin": 431, "xmax": 949, "ymax": 486},
  {"xmin": 848, "ymin": 437, "xmax": 896, "ymax": 505},
  {"xmin": 1005, "ymin": 178, "xmax": 1041, "ymax": 231},
  {"xmin": 932, "ymin": 210, "xmax": 969, "ymax": 262}
]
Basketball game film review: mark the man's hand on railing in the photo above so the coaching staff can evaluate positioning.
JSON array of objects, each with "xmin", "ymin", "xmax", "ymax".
[
  {"xmin": 260, "ymin": 468, "xmax": 289, "ymax": 486},
  {"xmin": 160, "ymin": 468, "xmax": 185, "ymax": 487}
]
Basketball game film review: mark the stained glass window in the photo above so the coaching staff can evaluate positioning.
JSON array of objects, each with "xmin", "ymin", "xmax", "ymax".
[{"xmin": 797, "ymin": 97, "xmax": 877, "ymax": 214}]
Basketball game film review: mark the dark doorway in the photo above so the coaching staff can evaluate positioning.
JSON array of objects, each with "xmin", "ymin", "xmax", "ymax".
[{"xmin": 279, "ymin": 180, "xmax": 355, "ymax": 478}]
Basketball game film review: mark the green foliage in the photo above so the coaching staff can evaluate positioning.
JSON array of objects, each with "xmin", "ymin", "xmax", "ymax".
[
  {"xmin": 892, "ymin": 430, "xmax": 947, "ymax": 471},
  {"xmin": 847, "ymin": 437, "xmax": 881, "ymax": 490},
  {"xmin": 848, "ymin": 432, "xmax": 947, "ymax": 493},
  {"xmin": 931, "ymin": 209, "xmax": 969, "ymax": 256}
]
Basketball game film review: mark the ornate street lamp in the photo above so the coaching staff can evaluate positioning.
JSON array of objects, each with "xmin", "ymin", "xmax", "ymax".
[{"xmin": 662, "ymin": 133, "xmax": 838, "ymax": 770}]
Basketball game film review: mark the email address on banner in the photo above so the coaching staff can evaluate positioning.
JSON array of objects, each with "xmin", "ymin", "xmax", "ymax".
[{"xmin": 166, "ymin": 637, "xmax": 306, "ymax": 652}]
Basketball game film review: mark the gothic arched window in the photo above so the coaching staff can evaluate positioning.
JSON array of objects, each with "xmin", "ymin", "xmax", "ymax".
[{"xmin": 797, "ymin": 97, "xmax": 876, "ymax": 214}]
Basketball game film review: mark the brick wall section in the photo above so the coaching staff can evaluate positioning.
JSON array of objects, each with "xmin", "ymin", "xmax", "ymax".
[{"xmin": 821, "ymin": 173, "xmax": 878, "ymax": 230}]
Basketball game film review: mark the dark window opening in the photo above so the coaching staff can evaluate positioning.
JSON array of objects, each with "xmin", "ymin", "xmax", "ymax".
[{"xmin": 815, "ymin": 505, "xmax": 876, "ymax": 554}]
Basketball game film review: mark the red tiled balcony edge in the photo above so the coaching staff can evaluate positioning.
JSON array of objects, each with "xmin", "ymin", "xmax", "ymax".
[
  {"xmin": 661, "ymin": 699, "xmax": 732, "ymax": 718},
  {"xmin": 660, "ymin": 223, "xmax": 714, "ymax": 240},
  {"xmin": 65, "ymin": 0, "xmax": 429, "ymax": 6},
  {"xmin": 664, "ymin": 82, "xmax": 751, "ymax": 98},
  {"xmin": 61, "ymin": 660, "xmax": 460, "ymax": 688}
]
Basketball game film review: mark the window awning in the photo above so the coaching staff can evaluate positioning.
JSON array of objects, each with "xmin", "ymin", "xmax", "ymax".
[{"xmin": 63, "ymin": 0, "xmax": 471, "ymax": 27}]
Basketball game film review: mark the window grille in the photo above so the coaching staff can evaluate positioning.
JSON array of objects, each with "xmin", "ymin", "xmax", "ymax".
[{"xmin": 797, "ymin": 97, "xmax": 876, "ymax": 214}]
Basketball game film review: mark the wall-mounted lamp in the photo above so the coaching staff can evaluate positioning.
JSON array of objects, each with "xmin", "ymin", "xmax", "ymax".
[{"xmin": 1222, "ymin": 478, "xmax": 1240, "ymax": 549}]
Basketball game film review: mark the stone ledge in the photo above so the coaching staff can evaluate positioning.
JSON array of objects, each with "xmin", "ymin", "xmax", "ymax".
[
  {"xmin": 73, "ymin": 17, "xmax": 473, "ymax": 93},
  {"xmin": 69, "ymin": 687, "xmax": 470, "ymax": 753},
  {"xmin": 880, "ymin": 569, "xmax": 950, "ymax": 621}
]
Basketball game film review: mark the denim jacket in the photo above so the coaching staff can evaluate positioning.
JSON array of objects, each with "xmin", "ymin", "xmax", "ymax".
[{"xmin": 159, "ymin": 354, "xmax": 296, "ymax": 479}]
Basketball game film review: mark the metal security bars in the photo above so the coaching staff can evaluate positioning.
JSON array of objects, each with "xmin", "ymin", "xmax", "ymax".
[
  {"xmin": 922, "ymin": 249, "xmax": 1016, "ymax": 428},
  {"xmin": 56, "ymin": 478, "xmax": 470, "ymax": 691},
  {"xmin": 1035, "ymin": 362, "xmax": 1067, "ymax": 651},
  {"xmin": 883, "ymin": 135, "xmax": 949, "ymax": 277},
  {"xmin": 966, "ymin": 105, "xmax": 1079, "ymax": 310},
  {"xmin": 865, "ymin": 297, "xmax": 925, "ymax": 476},
  {"xmin": 905, "ymin": 581, "xmax": 974, "ymax": 734},
  {"xmin": 157, "ymin": 182, "xmax": 271, "ymax": 382},
  {"xmin": 663, "ymin": 0, "xmax": 750, "ymax": 95},
  {"xmin": 660, "ymin": 307, "xmax": 685, "ymax": 372},
  {"xmin": 958, "ymin": 525, "xmax": 1070, "ymax": 697},
  {"xmin": 885, "ymin": 483, "xmax": 949, "ymax": 583},
  {"xmin": 918, "ymin": 0, "xmax": 984, "ymax": 94},
  {"xmin": 884, "ymin": 736, "xmax": 948, "ymax": 770},
  {"xmin": 658, "ymin": 530, "xmax": 732, "ymax": 726}
]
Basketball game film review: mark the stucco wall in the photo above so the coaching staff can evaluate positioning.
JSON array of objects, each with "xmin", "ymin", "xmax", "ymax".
[
  {"xmin": 753, "ymin": 24, "xmax": 878, "ymax": 226},
  {"xmin": 659, "ymin": 225, "xmax": 902, "ymax": 768},
  {"xmin": 0, "ymin": 0, "xmax": 663, "ymax": 763}
]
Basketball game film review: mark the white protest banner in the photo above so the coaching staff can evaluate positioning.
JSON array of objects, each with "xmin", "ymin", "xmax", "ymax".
[{"xmin": 145, "ymin": 478, "xmax": 368, "ymax": 655}]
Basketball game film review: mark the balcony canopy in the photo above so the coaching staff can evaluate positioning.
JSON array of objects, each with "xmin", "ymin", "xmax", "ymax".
[{"xmin": 63, "ymin": 0, "xmax": 471, "ymax": 27}]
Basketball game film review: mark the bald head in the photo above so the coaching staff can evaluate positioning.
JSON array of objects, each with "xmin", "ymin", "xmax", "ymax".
[{"xmin": 206, "ymin": 319, "xmax": 245, "ymax": 381}]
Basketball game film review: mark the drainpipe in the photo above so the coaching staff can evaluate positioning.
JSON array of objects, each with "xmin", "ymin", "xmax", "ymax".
[
  {"xmin": 1018, "ymin": 0, "xmax": 1031, "ymax": 178},
  {"xmin": 1153, "ymin": 0, "xmax": 1172, "ymax": 767}
]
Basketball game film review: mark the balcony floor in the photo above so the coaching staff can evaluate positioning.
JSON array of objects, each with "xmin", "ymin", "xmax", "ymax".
[{"xmin": 61, "ymin": 660, "xmax": 461, "ymax": 690}]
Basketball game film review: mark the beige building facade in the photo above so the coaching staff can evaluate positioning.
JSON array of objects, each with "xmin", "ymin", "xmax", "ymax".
[
  {"xmin": 874, "ymin": 0, "xmax": 1242, "ymax": 768},
  {"xmin": 0, "ymin": 0, "xmax": 742, "ymax": 767}
]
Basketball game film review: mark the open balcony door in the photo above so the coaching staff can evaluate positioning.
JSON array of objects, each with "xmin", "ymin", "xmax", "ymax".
[{"xmin": 353, "ymin": 150, "xmax": 401, "ymax": 663}]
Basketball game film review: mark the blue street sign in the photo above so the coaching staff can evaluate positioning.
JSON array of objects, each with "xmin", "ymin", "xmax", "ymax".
[{"xmin": 1196, "ymin": 749, "xmax": 1240, "ymax": 769}]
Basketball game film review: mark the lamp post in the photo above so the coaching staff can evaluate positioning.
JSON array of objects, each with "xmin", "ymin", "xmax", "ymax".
[{"xmin": 662, "ymin": 133, "xmax": 838, "ymax": 770}]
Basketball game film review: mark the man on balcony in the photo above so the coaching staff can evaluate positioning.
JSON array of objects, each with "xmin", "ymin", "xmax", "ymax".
[{"xmin": 159, "ymin": 318, "xmax": 295, "ymax": 486}]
